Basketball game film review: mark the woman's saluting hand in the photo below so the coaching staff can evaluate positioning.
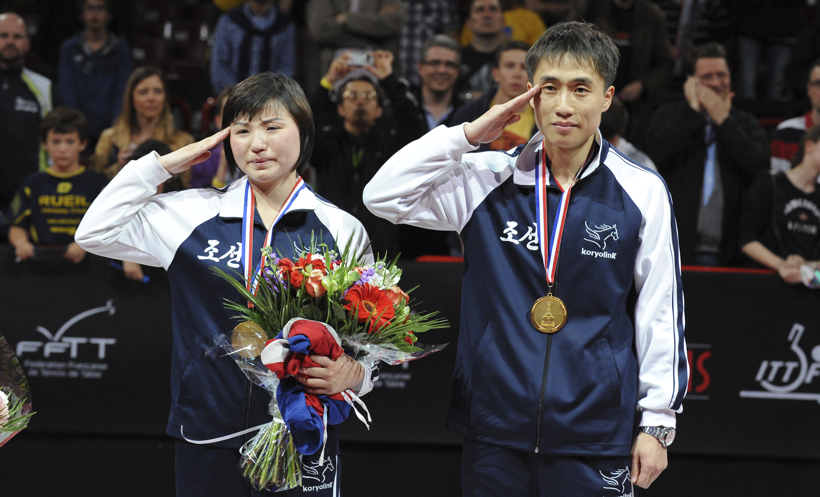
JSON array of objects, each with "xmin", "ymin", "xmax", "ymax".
[{"xmin": 157, "ymin": 127, "xmax": 231, "ymax": 174}]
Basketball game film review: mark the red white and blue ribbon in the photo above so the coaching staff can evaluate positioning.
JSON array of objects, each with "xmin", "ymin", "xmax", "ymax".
[
  {"xmin": 534, "ymin": 143, "xmax": 585, "ymax": 286},
  {"xmin": 241, "ymin": 177, "xmax": 305, "ymax": 298}
]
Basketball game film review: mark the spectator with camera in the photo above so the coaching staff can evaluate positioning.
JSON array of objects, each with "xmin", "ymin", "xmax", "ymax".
[
  {"xmin": 306, "ymin": 0, "xmax": 406, "ymax": 87},
  {"xmin": 309, "ymin": 50, "xmax": 425, "ymax": 256}
]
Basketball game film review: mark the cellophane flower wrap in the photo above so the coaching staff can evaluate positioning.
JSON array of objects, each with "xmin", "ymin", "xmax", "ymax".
[
  {"xmin": 1, "ymin": 331, "xmax": 36, "ymax": 447},
  {"xmin": 212, "ymin": 237, "xmax": 447, "ymax": 492}
]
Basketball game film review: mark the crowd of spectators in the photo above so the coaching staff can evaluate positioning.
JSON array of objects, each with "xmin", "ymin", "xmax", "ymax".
[{"xmin": 1, "ymin": 0, "xmax": 820, "ymax": 284}]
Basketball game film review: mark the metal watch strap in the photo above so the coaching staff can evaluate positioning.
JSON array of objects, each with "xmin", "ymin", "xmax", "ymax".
[{"xmin": 641, "ymin": 426, "xmax": 670, "ymax": 448}]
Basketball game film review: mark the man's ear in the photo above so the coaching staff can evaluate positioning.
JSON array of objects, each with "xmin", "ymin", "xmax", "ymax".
[
  {"xmin": 80, "ymin": 139, "xmax": 88, "ymax": 152},
  {"xmin": 374, "ymin": 106, "xmax": 383, "ymax": 120},
  {"xmin": 337, "ymin": 103, "xmax": 344, "ymax": 118},
  {"xmin": 601, "ymin": 85, "xmax": 615, "ymax": 112},
  {"xmin": 492, "ymin": 67, "xmax": 500, "ymax": 84}
]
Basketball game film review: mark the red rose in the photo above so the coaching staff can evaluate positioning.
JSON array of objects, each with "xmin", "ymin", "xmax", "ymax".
[
  {"xmin": 404, "ymin": 331, "xmax": 416, "ymax": 345},
  {"xmin": 385, "ymin": 285, "xmax": 410, "ymax": 306}
]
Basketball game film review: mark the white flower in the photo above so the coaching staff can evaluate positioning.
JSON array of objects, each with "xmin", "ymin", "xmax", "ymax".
[{"xmin": 0, "ymin": 390, "xmax": 9, "ymax": 427}]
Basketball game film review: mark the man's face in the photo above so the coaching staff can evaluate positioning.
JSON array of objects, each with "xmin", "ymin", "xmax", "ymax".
[
  {"xmin": 337, "ymin": 80, "xmax": 382, "ymax": 128},
  {"xmin": 469, "ymin": 0, "xmax": 504, "ymax": 38},
  {"xmin": 807, "ymin": 66, "xmax": 820, "ymax": 114},
  {"xmin": 693, "ymin": 57, "xmax": 731, "ymax": 99},
  {"xmin": 82, "ymin": 0, "xmax": 111, "ymax": 31},
  {"xmin": 493, "ymin": 49, "xmax": 528, "ymax": 100},
  {"xmin": 418, "ymin": 46, "xmax": 459, "ymax": 94},
  {"xmin": 0, "ymin": 14, "xmax": 29, "ymax": 67},
  {"xmin": 528, "ymin": 57, "xmax": 613, "ymax": 154}
]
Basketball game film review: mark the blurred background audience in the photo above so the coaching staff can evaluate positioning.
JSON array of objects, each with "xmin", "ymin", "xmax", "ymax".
[{"xmin": 2, "ymin": 0, "xmax": 820, "ymax": 267}]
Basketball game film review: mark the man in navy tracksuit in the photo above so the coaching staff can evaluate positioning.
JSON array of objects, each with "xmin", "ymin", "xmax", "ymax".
[{"xmin": 364, "ymin": 22, "xmax": 688, "ymax": 496}]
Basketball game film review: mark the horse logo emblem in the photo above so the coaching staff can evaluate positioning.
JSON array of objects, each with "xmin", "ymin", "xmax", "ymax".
[
  {"xmin": 302, "ymin": 457, "xmax": 335, "ymax": 483},
  {"xmin": 584, "ymin": 222, "xmax": 619, "ymax": 251},
  {"xmin": 601, "ymin": 467, "xmax": 632, "ymax": 495}
]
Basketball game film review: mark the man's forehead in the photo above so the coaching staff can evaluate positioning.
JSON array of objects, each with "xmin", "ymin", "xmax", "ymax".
[
  {"xmin": 695, "ymin": 57, "xmax": 729, "ymax": 74},
  {"xmin": 500, "ymin": 49, "xmax": 527, "ymax": 65},
  {"xmin": 0, "ymin": 14, "xmax": 26, "ymax": 34},
  {"xmin": 345, "ymin": 80, "xmax": 376, "ymax": 91},
  {"xmin": 472, "ymin": 0, "xmax": 500, "ymax": 11},
  {"xmin": 426, "ymin": 46, "xmax": 457, "ymax": 61},
  {"xmin": 533, "ymin": 57, "xmax": 604, "ymax": 84}
]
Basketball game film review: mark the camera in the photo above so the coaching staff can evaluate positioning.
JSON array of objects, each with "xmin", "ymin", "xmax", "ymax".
[{"xmin": 347, "ymin": 53, "xmax": 374, "ymax": 66}]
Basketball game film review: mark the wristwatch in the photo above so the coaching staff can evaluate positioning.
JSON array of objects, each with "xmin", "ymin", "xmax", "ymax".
[{"xmin": 640, "ymin": 426, "xmax": 676, "ymax": 448}]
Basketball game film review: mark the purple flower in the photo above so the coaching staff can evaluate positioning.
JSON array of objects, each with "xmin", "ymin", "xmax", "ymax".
[
  {"xmin": 262, "ymin": 267, "xmax": 282, "ymax": 293},
  {"xmin": 356, "ymin": 267, "xmax": 376, "ymax": 286}
]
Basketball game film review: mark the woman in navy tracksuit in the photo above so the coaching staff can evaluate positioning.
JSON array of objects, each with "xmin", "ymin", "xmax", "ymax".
[{"xmin": 77, "ymin": 73, "xmax": 374, "ymax": 497}]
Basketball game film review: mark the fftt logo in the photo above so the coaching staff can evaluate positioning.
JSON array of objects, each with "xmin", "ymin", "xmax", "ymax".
[
  {"xmin": 16, "ymin": 300, "xmax": 117, "ymax": 359},
  {"xmin": 740, "ymin": 323, "xmax": 820, "ymax": 403}
]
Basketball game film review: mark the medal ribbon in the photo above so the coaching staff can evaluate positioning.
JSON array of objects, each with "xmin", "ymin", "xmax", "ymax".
[
  {"xmin": 241, "ymin": 177, "xmax": 305, "ymax": 299},
  {"xmin": 534, "ymin": 142, "xmax": 585, "ymax": 287}
]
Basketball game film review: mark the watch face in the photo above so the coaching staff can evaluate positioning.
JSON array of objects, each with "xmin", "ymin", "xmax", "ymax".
[{"xmin": 663, "ymin": 428, "xmax": 676, "ymax": 446}]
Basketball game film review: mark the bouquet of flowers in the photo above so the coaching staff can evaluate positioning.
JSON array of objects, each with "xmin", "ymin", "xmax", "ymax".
[
  {"xmin": 212, "ymin": 238, "xmax": 447, "ymax": 491},
  {"xmin": 1, "ymin": 332, "xmax": 35, "ymax": 448}
]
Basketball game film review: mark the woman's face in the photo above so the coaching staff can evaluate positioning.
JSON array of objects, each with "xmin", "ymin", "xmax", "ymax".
[
  {"xmin": 132, "ymin": 75, "xmax": 165, "ymax": 121},
  {"xmin": 229, "ymin": 103, "xmax": 301, "ymax": 189}
]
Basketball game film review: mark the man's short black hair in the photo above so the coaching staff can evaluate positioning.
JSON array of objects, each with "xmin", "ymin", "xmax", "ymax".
[
  {"xmin": 599, "ymin": 97, "xmax": 628, "ymax": 141},
  {"xmin": 684, "ymin": 42, "xmax": 727, "ymax": 76},
  {"xmin": 525, "ymin": 22, "xmax": 619, "ymax": 89},
  {"xmin": 494, "ymin": 40, "xmax": 530, "ymax": 68},
  {"xmin": 808, "ymin": 57, "xmax": 820, "ymax": 83},
  {"xmin": 221, "ymin": 72, "xmax": 314, "ymax": 176},
  {"xmin": 39, "ymin": 107, "xmax": 88, "ymax": 143},
  {"xmin": 80, "ymin": 0, "xmax": 111, "ymax": 12}
]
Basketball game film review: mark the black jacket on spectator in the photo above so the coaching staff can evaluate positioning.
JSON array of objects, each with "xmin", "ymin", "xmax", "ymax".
[
  {"xmin": 309, "ymin": 74, "xmax": 425, "ymax": 258},
  {"xmin": 644, "ymin": 101, "xmax": 770, "ymax": 266},
  {"xmin": 0, "ymin": 64, "xmax": 63, "ymax": 211}
]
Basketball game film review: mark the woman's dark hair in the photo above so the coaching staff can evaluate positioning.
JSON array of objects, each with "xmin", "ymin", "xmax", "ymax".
[
  {"xmin": 221, "ymin": 73, "xmax": 314, "ymax": 176},
  {"xmin": 790, "ymin": 124, "xmax": 820, "ymax": 167},
  {"xmin": 525, "ymin": 22, "xmax": 619, "ymax": 89}
]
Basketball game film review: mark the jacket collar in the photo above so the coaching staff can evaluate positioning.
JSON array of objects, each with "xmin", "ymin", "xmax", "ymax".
[
  {"xmin": 513, "ymin": 129, "xmax": 606, "ymax": 186},
  {"xmin": 218, "ymin": 176, "xmax": 318, "ymax": 222}
]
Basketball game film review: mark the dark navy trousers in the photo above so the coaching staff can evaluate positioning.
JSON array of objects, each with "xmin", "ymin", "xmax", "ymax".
[{"xmin": 461, "ymin": 437, "xmax": 634, "ymax": 497}]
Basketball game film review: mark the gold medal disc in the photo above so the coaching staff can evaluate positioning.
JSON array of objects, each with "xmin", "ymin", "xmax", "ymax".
[
  {"xmin": 231, "ymin": 321, "xmax": 268, "ymax": 358},
  {"xmin": 530, "ymin": 295, "xmax": 568, "ymax": 334}
]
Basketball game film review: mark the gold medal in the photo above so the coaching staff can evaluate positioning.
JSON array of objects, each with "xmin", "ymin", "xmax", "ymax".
[
  {"xmin": 530, "ymin": 294, "xmax": 567, "ymax": 334},
  {"xmin": 231, "ymin": 321, "xmax": 268, "ymax": 358}
]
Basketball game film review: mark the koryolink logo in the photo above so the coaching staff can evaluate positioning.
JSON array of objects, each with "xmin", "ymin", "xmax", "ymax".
[{"xmin": 582, "ymin": 221, "xmax": 618, "ymax": 260}]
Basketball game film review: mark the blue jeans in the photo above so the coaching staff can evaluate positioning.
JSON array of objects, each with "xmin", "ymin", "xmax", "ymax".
[{"xmin": 736, "ymin": 36, "xmax": 793, "ymax": 100}]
